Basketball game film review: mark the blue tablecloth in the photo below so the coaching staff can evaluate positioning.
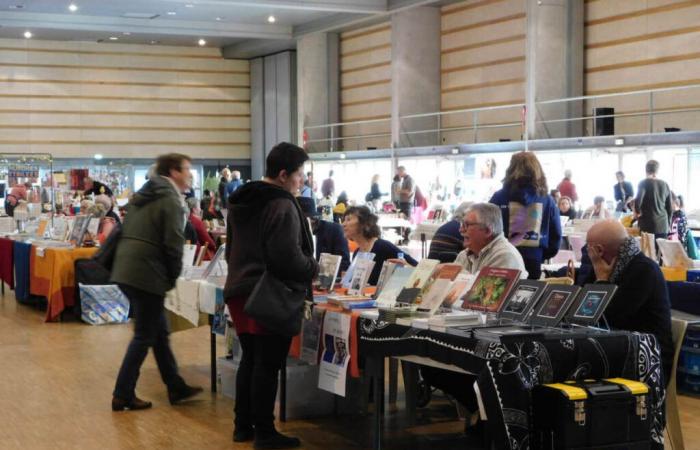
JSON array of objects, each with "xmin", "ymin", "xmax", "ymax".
[
  {"xmin": 13, "ymin": 241, "xmax": 32, "ymax": 303},
  {"xmin": 668, "ymin": 281, "xmax": 700, "ymax": 315}
]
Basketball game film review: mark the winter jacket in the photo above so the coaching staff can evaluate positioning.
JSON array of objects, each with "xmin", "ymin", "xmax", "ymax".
[{"xmin": 110, "ymin": 176, "xmax": 186, "ymax": 296}]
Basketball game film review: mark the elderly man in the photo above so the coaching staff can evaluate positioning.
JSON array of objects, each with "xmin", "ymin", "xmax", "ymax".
[
  {"xmin": 421, "ymin": 203, "xmax": 527, "ymax": 434},
  {"xmin": 454, "ymin": 202, "xmax": 528, "ymax": 278},
  {"xmin": 587, "ymin": 220, "xmax": 673, "ymax": 385}
]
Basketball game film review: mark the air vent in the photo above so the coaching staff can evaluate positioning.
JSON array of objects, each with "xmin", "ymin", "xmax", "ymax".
[{"xmin": 122, "ymin": 13, "xmax": 160, "ymax": 19}]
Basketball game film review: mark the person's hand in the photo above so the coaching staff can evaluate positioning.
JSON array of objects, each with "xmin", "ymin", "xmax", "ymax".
[{"xmin": 588, "ymin": 244, "xmax": 616, "ymax": 282}]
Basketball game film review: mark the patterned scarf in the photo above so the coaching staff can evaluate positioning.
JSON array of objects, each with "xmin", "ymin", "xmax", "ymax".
[{"xmin": 609, "ymin": 236, "xmax": 641, "ymax": 283}]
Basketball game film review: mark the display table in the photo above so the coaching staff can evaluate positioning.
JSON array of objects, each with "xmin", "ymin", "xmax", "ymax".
[
  {"xmin": 29, "ymin": 246, "xmax": 98, "ymax": 322},
  {"xmin": 358, "ymin": 319, "xmax": 665, "ymax": 450},
  {"xmin": 0, "ymin": 237, "xmax": 14, "ymax": 289},
  {"xmin": 13, "ymin": 241, "xmax": 33, "ymax": 303}
]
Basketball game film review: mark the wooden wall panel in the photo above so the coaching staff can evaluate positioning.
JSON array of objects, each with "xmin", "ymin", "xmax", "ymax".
[
  {"xmin": 0, "ymin": 38, "xmax": 250, "ymax": 159},
  {"xmin": 440, "ymin": 0, "xmax": 526, "ymax": 143},
  {"xmin": 584, "ymin": 0, "xmax": 700, "ymax": 135},
  {"xmin": 340, "ymin": 22, "xmax": 392, "ymax": 150}
]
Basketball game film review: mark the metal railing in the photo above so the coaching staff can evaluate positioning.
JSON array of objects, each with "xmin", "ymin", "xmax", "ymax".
[{"xmin": 303, "ymin": 83, "xmax": 700, "ymax": 152}]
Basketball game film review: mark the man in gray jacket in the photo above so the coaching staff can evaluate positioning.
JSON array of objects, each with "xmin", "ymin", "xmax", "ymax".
[{"xmin": 110, "ymin": 153, "xmax": 201, "ymax": 411}]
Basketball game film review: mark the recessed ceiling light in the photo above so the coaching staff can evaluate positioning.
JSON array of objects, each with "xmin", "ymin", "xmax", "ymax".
[
  {"xmin": 198, "ymin": 38, "xmax": 206, "ymax": 46},
  {"xmin": 94, "ymin": 153, "xmax": 103, "ymax": 160},
  {"xmin": 267, "ymin": 15, "xmax": 276, "ymax": 23},
  {"xmin": 109, "ymin": 36, "xmax": 118, "ymax": 40},
  {"xmin": 215, "ymin": 16, "xmax": 222, "ymax": 21},
  {"xmin": 23, "ymin": 31, "xmax": 32, "ymax": 39},
  {"xmin": 185, "ymin": 4, "xmax": 194, "ymax": 7},
  {"xmin": 166, "ymin": 11, "xmax": 176, "ymax": 15},
  {"xmin": 150, "ymin": 40, "xmax": 159, "ymax": 45},
  {"xmin": 68, "ymin": 3, "xmax": 78, "ymax": 12},
  {"xmin": 122, "ymin": 32, "xmax": 130, "ymax": 35}
]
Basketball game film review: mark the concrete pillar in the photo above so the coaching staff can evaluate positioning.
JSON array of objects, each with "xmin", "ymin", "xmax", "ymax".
[
  {"xmin": 249, "ymin": 51, "xmax": 297, "ymax": 180},
  {"xmin": 297, "ymin": 32, "xmax": 340, "ymax": 153},
  {"xmin": 391, "ymin": 7, "xmax": 441, "ymax": 148},
  {"xmin": 525, "ymin": 0, "xmax": 584, "ymax": 140}
]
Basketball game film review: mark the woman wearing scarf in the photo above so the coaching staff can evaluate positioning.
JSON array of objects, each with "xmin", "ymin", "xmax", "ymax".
[{"xmin": 586, "ymin": 220, "xmax": 673, "ymax": 386}]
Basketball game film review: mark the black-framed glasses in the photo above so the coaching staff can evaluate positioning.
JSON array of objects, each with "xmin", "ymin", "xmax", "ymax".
[{"xmin": 460, "ymin": 221, "xmax": 482, "ymax": 230}]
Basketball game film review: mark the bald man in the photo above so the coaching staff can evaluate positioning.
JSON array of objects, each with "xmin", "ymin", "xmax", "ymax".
[{"xmin": 587, "ymin": 220, "xmax": 673, "ymax": 385}]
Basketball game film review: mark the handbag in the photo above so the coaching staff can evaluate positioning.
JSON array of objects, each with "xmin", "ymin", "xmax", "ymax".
[{"xmin": 244, "ymin": 271, "xmax": 308, "ymax": 337}]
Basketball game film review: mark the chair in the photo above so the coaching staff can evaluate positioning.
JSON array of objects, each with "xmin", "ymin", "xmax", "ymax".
[{"xmin": 666, "ymin": 318, "xmax": 687, "ymax": 450}]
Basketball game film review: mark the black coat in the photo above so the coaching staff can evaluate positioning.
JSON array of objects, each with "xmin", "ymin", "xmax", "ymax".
[
  {"xmin": 313, "ymin": 220, "xmax": 351, "ymax": 272},
  {"xmin": 224, "ymin": 181, "xmax": 318, "ymax": 299}
]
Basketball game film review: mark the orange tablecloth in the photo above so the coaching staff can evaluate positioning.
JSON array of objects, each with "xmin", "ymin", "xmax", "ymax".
[{"xmin": 30, "ymin": 246, "xmax": 98, "ymax": 322}]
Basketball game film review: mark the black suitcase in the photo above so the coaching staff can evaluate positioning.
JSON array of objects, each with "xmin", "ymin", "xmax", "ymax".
[{"xmin": 532, "ymin": 378, "xmax": 651, "ymax": 449}]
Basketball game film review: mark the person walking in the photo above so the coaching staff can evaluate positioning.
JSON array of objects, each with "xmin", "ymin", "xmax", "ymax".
[
  {"xmin": 635, "ymin": 160, "xmax": 673, "ymax": 241},
  {"xmin": 225, "ymin": 142, "xmax": 318, "ymax": 449},
  {"xmin": 110, "ymin": 153, "xmax": 202, "ymax": 411}
]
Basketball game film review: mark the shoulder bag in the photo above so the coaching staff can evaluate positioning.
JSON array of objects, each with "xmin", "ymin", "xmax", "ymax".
[{"xmin": 244, "ymin": 271, "xmax": 307, "ymax": 337}]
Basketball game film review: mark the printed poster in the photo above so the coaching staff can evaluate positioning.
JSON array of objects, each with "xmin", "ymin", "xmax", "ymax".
[{"xmin": 318, "ymin": 311, "xmax": 351, "ymax": 396}]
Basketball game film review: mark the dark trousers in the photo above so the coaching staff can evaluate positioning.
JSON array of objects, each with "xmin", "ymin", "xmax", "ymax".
[
  {"xmin": 523, "ymin": 257, "xmax": 542, "ymax": 280},
  {"xmin": 113, "ymin": 284, "xmax": 185, "ymax": 401},
  {"xmin": 235, "ymin": 333, "xmax": 292, "ymax": 434},
  {"xmin": 398, "ymin": 201, "xmax": 413, "ymax": 219}
]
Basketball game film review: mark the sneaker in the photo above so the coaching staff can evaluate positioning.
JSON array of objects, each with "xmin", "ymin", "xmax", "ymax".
[{"xmin": 254, "ymin": 431, "xmax": 301, "ymax": 449}]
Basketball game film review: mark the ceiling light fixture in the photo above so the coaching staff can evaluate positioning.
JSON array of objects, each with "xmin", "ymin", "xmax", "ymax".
[
  {"xmin": 94, "ymin": 153, "xmax": 103, "ymax": 160},
  {"xmin": 122, "ymin": 32, "xmax": 131, "ymax": 35},
  {"xmin": 68, "ymin": 3, "xmax": 78, "ymax": 12},
  {"xmin": 267, "ymin": 15, "xmax": 276, "ymax": 23},
  {"xmin": 198, "ymin": 38, "xmax": 206, "ymax": 46},
  {"xmin": 109, "ymin": 36, "xmax": 118, "ymax": 40},
  {"xmin": 185, "ymin": 3, "xmax": 194, "ymax": 7},
  {"xmin": 150, "ymin": 40, "xmax": 159, "ymax": 45},
  {"xmin": 166, "ymin": 11, "xmax": 176, "ymax": 15},
  {"xmin": 215, "ymin": 16, "xmax": 222, "ymax": 21},
  {"xmin": 23, "ymin": 31, "xmax": 32, "ymax": 39},
  {"xmin": 614, "ymin": 138, "xmax": 625, "ymax": 146}
]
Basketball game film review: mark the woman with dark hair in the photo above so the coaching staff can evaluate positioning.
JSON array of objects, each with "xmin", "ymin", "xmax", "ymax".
[
  {"xmin": 489, "ymin": 151, "xmax": 562, "ymax": 280},
  {"xmin": 342, "ymin": 205, "xmax": 417, "ymax": 285}
]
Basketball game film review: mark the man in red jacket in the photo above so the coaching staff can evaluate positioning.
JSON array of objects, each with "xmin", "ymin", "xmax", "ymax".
[{"xmin": 557, "ymin": 169, "xmax": 578, "ymax": 204}]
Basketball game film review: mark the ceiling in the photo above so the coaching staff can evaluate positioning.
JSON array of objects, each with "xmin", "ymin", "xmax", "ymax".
[{"xmin": 0, "ymin": 0, "xmax": 453, "ymax": 58}]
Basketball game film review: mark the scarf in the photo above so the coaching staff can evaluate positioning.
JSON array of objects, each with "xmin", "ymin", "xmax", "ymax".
[{"xmin": 609, "ymin": 236, "xmax": 641, "ymax": 284}]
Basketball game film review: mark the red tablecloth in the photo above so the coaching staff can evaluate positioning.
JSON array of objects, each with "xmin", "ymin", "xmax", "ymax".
[{"xmin": 0, "ymin": 237, "xmax": 14, "ymax": 289}]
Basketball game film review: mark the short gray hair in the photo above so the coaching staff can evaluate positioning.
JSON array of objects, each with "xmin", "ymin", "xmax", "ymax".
[{"xmin": 467, "ymin": 203, "xmax": 503, "ymax": 236}]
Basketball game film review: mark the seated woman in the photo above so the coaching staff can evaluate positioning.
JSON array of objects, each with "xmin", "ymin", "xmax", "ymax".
[
  {"xmin": 582, "ymin": 195, "xmax": 612, "ymax": 220},
  {"xmin": 342, "ymin": 205, "xmax": 417, "ymax": 285},
  {"xmin": 558, "ymin": 196, "xmax": 578, "ymax": 222},
  {"xmin": 186, "ymin": 197, "xmax": 217, "ymax": 261}
]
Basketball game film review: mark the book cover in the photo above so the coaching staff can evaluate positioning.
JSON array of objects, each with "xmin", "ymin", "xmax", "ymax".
[
  {"xmin": 417, "ymin": 263, "xmax": 463, "ymax": 304},
  {"xmin": 395, "ymin": 259, "xmax": 440, "ymax": 304},
  {"xmin": 461, "ymin": 267, "xmax": 521, "ymax": 313},
  {"xmin": 375, "ymin": 265, "xmax": 415, "ymax": 307},
  {"xmin": 374, "ymin": 261, "xmax": 398, "ymax": 298},
  {"xmin": 442, "ymin": 273, "xmax": 475, "ymax": 307},
  {"xmin": 417, "ymin": 279, "xmax": 454, "ymax": 315},
  {"xmin": 341, "ymin": 252, "xmax": 375, "ymax": 289},
  {"xmin": 316, "ymin": 253, "xmax": 342, "ymax": 292},
  {"xmin": 529, "ymin": 284, "xmax": 581, "ymax": 327},
  {"xmin": 68, "ymin": 214, "xmax": 92, "ymax": 246},
  {"xmin": 566, "ymin": 283, "xmax": 617, "ymax": 326},
  {"xmin": 348, "ymin": 259, "xmax": 375, "ymax": 295},
  {"xmin": 498, "ymin": 280, "xmax": 547, "ymax": 322}
]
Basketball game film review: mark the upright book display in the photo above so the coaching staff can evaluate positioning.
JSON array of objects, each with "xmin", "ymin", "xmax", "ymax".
[{"xmin": 461, "ymin": 266, "xmax": 521, "ymax": 313}]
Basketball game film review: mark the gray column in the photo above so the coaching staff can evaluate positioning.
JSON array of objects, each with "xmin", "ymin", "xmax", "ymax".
[
  {"xmin": 526, "ymin": 0, "xmax": 584, "ymax": 140},
  {"xmin": 391, "ymin": 7, "xmax": 441, "ymax": 148},
  {"xmin": 249, "ymin": 51, "xmax": 297, "ymax": 179},
  {"xmin": 297, "ymin": 32, "xmax": 340, "ymax": 153}
]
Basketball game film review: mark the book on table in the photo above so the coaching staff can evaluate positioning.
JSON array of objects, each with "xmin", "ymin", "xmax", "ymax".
[
  {"xmin": 316, "ymin": 253, "xmax": 342, "ymax": 292},
  {"xmin": 375, "ymin": 265, "xmax": 414, "ymax": 307},
  {"xmin": 374, "ymin": 261, "xmax": 398, "ymax": 298},
  {"xmin": 564, "ymin": 283, "xmax": 617, "ymax": 327},
  {"xmin": 341, "ymin": 251, "xmax": 375, "ymax": 289},
  {"xmin": 460, "ymin": 266, "xmax": 521, "ymax": 313},
  {"xmin": 395, "ymin": 258, "xmax": 440, "ymax": 304},
  {"xmin": 497, "ymin": 279, "xmax": 548, "ymax": 323},
  {"xmin": 528, "ymin": 284, "xmax": 581, "ymax": 327},
  {"xmin": 417, "ymin": 263, "xmax": 463, "ymax": 315},
  {"xmin": 347, "ymin": 259, "xmax": 375, "ymax": 295}
]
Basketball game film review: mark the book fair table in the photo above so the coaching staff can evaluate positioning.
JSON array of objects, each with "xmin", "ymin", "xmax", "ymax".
[
  {"xmin": 29, "ymin": 246, "xmax": 98, "ymax": 322},
  {"xmin": 0, "ymin": 237, "xmax": 14, "ymax": 291},
  {"xmin": 358, "ymin": 318, "xmax": 665, "ymax": 450}
]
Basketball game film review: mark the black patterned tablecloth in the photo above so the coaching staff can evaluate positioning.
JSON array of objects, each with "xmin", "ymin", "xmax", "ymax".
[{"xmin": 358, "ymin": 318, "xmax": 665, "ymax": 450}]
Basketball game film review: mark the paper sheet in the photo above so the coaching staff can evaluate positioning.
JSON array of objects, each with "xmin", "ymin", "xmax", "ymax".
[{"xmin": 318, "ymin": 311, "xmax": 351, "ymax": 396}]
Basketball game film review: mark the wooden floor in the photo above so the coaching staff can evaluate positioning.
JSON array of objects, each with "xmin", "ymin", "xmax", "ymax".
[{"xmin": 0, "ymin": 291, "xmax": 698, "ymax": 450}]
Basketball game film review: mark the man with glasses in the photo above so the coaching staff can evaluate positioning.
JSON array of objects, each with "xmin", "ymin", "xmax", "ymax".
[{"xmin": 454, "ymin": 202, "xmax": 528, "ymax": 278}]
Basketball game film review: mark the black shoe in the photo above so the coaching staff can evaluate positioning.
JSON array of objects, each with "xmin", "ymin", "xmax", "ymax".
[
  {"xmin": 233, "ymin": 427, "xmax": 255, "ymax": 442},
  {"xmin": 168, "ymin": 384, "xmax": 203, "ymax": 405},
  {"xmin": 112, "ymin": 395, "xmax": 152, "ymax": 412},
  {"xmin": 254, "ymin": 431, "xmax": 301, "ymax": 449}
]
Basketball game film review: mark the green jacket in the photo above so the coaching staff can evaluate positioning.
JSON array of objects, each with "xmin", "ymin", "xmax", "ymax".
[{"xmin": 110, "ymin": 176, "xmax": 186, "ymax": 296}]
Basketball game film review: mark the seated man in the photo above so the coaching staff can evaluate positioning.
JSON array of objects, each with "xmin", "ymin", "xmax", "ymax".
[
  {"xmin": 298, "ymin": 197, "xmax": 351, "ymax": 272},
  {"xmin": 586, "ymin": 220, "xmax": 673, "ymax": 385},
  {"xmin": 427, "ymin": 201, "xmax": 471, "ymax": 263},
  {"xmin": 421, "ymin": 203, "xmax": 528, "ymax": 428}
]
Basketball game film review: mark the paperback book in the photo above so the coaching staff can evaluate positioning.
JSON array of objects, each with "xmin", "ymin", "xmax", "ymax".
[
  {"xmin": 417, "ymin": 263, "xmax": 463, "ymax": 314},
  {"xmin": 529, "ymin": 284, "xmax": 581, "ymax": 327},
  {"xmin": 461, "ymin": 267, "xmax": 521, "ymax": 313},
  {"xmin": 316, "ymin": 253, "xmax": 342, "ymax": 292},
  {"xmin": 375, "ymin": 265, "xmax": 415, "ymax": 308},
  {"xmin": 442, "ymin": 273, "xmax": 475, "ymax": 308},
  {"xmin": 565, "ymin": 283, "xmax": 617, "ymax": 326},
  {"xmin": 347, "ymin": 259, "xmax": 375, "ymax": 295},
  {"xmin": 395, "ymin": 259, "xmax": 440, "ymax": 304},
  {"xmin": 341, "ymin": 252, "xmax": 375, "ymax": 289},
  {"xmin": 498, "ymin": 280, "xmax": 548, "ymax": 322},
  {"xmin": 374, "ymin": 261, "xmax": 398, "ymax": 298}
]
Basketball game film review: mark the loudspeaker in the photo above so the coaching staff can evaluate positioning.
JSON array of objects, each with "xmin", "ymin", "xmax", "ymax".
[{"xmin": 593, "ymin": 107, "xmax": 615, "ymax": 136}]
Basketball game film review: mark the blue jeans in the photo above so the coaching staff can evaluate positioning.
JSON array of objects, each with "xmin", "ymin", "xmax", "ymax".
[{"xmin": 113, "ymin": 284, "xmax": 185, "ymax": 401}]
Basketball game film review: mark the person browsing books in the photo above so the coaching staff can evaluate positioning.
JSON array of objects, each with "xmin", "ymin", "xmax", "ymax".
[
  {"xmin": 342, "ymin": 206, "xmax": 417, "ymax": 285},
  {"xmin": 224, "ymin": 142, "xmax": 318, "ymax": 449},
  {"xmin": 454, "ymin": 203, "xmax": 528, "ymax": 278},
  {"xmin": 297, "ymin": 196, "xmax": 351, "ymax": 272},
  {"xmin": 586, "ymin": 220, "xmax": 673, "ymax": 385}
]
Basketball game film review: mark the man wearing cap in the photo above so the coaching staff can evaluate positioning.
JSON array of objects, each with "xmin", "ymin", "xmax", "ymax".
[{"xmin": 297, "ymin": 196, "xmax": 351, "ymax": 272}]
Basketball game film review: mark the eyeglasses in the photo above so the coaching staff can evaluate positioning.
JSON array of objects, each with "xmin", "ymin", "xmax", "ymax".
[{"xmin": 460, "ymin": 221, "xmax": 482, "ymax": 230}]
